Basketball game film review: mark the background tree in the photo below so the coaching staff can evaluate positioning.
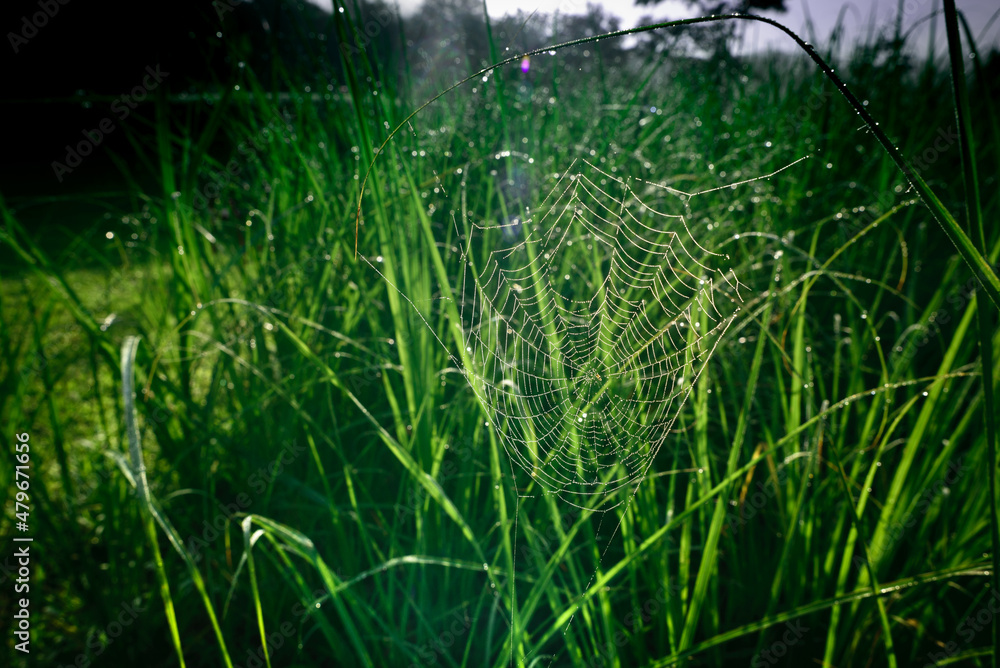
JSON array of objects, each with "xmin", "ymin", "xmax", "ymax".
[{"xmin": 634, "ymin": 0, "xmax": 787, "ymax": 60}]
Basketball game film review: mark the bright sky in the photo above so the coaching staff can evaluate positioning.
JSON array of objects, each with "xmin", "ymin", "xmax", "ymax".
[{"xmin": 308, "ymin": 0, "xmax": 1000, "ymax": 53}]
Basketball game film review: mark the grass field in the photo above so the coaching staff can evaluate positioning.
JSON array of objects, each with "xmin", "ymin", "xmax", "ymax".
[{"xmin": 2, "ymin": 1, "xmax": 999, "ymax": 666}]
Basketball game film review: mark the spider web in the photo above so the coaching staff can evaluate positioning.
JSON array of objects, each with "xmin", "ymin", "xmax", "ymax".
[
  {"xmin": 361, "ymin": 144, "xmax": 806, "ymax": 665},
  {"xmin": 456, "ymin": 158, "xmax": 744, "ymax": 507}
]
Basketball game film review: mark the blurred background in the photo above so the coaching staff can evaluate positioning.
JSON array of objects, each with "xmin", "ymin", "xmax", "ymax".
[{"xmin": 2, "ymin": 0, "xmax": 1000, "ymax": 666}]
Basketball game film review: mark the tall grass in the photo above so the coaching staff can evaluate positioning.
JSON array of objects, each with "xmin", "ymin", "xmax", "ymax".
[{"xmin": 1, "ymin": 2, "xmax": 998, "ymax": 666}]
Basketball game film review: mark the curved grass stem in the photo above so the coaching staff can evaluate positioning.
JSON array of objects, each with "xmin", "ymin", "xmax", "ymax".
[{"xmin": 354, "ymin": 13, "xmax": 1000, "ymax": 314}]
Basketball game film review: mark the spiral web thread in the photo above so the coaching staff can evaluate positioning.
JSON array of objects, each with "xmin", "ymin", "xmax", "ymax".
[
  {"xmin": 362, "ymin": 154, "xmax": 807, "ymax": 664},
  {"xmin": 457, "ymin": 159, "xmax": 744, "ymax": 508}
]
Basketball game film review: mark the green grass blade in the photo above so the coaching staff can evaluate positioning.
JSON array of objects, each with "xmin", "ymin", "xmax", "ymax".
[{"xmin": 942, "ymin": 3, "xmax": 1000, "ymax": 666}]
